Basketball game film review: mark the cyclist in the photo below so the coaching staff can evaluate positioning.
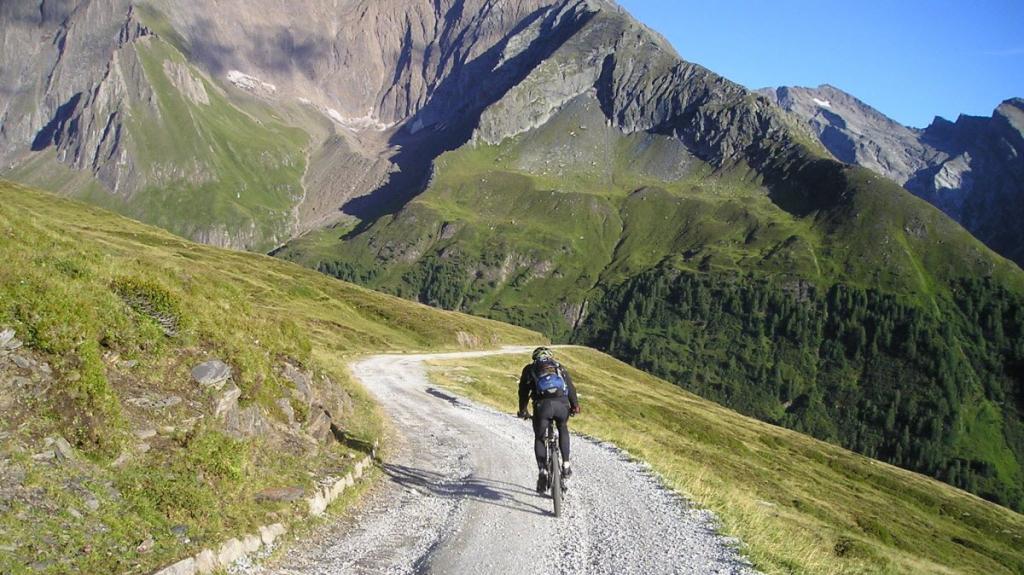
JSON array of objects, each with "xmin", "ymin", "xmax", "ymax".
[{"xmin": 517, "ymin": 347, "xmax": 580, "ymax": 493}]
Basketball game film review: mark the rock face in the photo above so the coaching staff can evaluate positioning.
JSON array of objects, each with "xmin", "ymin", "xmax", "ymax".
[
  {"xmin": 1, "ymin": 0, "xmax": 802, "ymax": 250},
  {"xmin": 761, "ymin": 86, "xmax": 1024, "ymax": 266}
]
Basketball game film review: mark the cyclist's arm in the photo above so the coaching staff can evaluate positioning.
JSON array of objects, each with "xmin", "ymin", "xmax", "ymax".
[
  {"xmin": 518, "ymin": 365, "xmax": 532, "ymax": 413},
  {"xmin": 564, "ymin": 369, "xmax": 579, "ymax": 411}
]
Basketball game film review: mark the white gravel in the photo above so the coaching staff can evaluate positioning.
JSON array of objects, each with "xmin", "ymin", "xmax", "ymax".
[{"xmin": 244, "ymin": 348, "xmax": 759, "ymax": 575}]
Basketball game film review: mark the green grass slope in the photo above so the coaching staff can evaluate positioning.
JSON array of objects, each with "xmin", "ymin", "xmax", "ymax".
[
  {"xmin": 277, "ymin": 96, "xmax": 1024, "ymax": 511},
  {"xmin": 428, "ymin": 348, "xmax": 1024, "ymax": 575},
  {"xmin": 0, "ymin": 180, "xmax": 537, "ymax": 574}
]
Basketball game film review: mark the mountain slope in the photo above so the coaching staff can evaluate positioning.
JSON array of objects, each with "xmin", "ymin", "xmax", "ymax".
[
  {"xmin": 0, "ymin": 179, "xmax": 536, "ymax": 574},
  {"xmin": 760, "ymin": 85, "xmax": 1024, "ymax": 267},
  {"xmin": 0, "ymin": 0, "xmax": 596, "ymax": 248},
  {"xmin": 4, "ymin": 178, "xmax": 1021, "ymax": 575},
  {"xmin": 273, "ymin": 4, "xmax": 1024, "ymax": 510}
]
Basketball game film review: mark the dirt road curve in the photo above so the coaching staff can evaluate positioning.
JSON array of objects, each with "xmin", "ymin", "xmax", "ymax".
[{"xmin": 248, "ymin": 348, "xmax": 757, "ymax": 575}]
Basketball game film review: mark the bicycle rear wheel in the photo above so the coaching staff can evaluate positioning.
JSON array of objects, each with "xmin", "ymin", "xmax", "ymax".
[{"xmin": 550, "ymin": 445, "xmax": 562, "ymax": 517}]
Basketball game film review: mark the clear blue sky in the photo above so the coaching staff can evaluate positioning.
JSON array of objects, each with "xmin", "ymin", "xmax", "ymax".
[{"xmin": 617, "ymin": 0, "xmax": 1024, "ymax": 128}]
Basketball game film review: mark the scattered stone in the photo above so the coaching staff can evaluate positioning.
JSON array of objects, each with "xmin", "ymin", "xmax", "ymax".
[
  {"xmin": 276, "ymin": 398, "xmax": 295, "ymax": 425},
  {"xmin": 121, "ymin": 360, "xmax": 139, "ymax": 369},
  {"xmin": 125, "ymin": 395, "xmax": 182, "ymax": 409},
  {"xmin": 191, "ymin": 360, "xmax": 232, "ymax": 389},
  {"xmin": 52, "ymin": 437, "xmax": 76, "ymax": 462},
  {"xmin": 214, "ymin": 384, "xmax": 242, "ymax": 418},
  {"xmin": 137, "ymin": 535, "xmax": 155, "ymax": 553},
  {"xmin": 137, "ymin": 442, "xmax": 151, "ymax": 454},
  {"xmin": 156, "ymin": 396, "xmax": 183, "ymax": 408},
  {"xmin": 11, "ymin": 376, "xmax": 32, "ymax": 388},
  {"xmin": 101, "ymin": 481, "xmax": 121, "ymax": 501},
  {"xmin": 84, "ymin": 495, "xmax": 100, "ymax": 512},
  {"xmin": 112, "ymin": 451, "xmax": 132, "ymax": 468},
  {"xmin": 259, "ymin": 523, "xmax": 286, "ymax": 546},
  {"xmin": 134, "ymin": 428, "xmax": 158, "ymax": 440},
  {"xmin": 0, "ymin": 328, "xmax": 19, "ymax": 351},
  {"xmin": 159, "ymin": 426, "xmax": 177, "ymax": 435},
  {"xmin": 254, "ymin": 486, "xmax": 304, "ymax": 503},
  {"xmin": 242, "ymin": 533, "xmax": 261, "ymax": 553},
  {"xmin": 193, "ymin": 549, "xmax": 216, "ymax": 572},
  {"xmin": 31, "ymin": 450, "xmax": 56, "ymax": 462},
  {"xmin": 0, "ymin": 328, "xmax": 14, "ymax": 346},
  {"xmin": 10, "ymin": 355, "xmax": 31, "ymax": 370},
  {"xmin": 68, "ymin": 507, "xmax": 82, "ymax": 520},
  {"xmin": 170, "ymin": 524, "xmax": 189, "ymax": 541},
  {"xmin": 154, "ymin": 556, "xmax": 196, "ymax": 575},
  {"xmin": 216, "ymin": 537, "xmax": 245, "ymax": 567}
]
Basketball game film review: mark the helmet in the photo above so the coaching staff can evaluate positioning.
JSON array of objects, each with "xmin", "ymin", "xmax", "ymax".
[{"xmin": 532, "ymin": 346, "xmax": 553, "ymax": 361}]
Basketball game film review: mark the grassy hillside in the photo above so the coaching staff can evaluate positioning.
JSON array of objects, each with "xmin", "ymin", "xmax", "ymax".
[
  {"xmin": 278, "ymin": 96, "xmax": 1024, "ymax": 510},
  {"xmin": 428, "ymin": 347, "xmax": 1024, "ymax": 575},
  {"xmin": 0, "ymin": 180, "xmax": 537, "ymax": 574}
]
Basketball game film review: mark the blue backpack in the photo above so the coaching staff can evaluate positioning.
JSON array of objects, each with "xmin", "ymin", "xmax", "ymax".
[{"xmin": 533, "ymin": 359, "xmax": 567, "ymax": 397}]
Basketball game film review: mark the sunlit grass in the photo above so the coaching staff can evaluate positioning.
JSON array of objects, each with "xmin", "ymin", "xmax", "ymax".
[{"xmin": 428, "ymin": 347, "xmax": 1024, "ymax": 575}]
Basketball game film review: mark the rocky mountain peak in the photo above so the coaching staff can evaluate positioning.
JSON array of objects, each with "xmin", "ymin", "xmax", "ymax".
[{"xmin": 766, "ymin": 83, "xmax": 1024, "ymax": 267}]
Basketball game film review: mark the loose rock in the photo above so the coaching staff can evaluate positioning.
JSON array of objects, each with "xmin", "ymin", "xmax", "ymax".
[
  {"xmin": 137, "ymin": 535, "xmax": 155, "ymax": 553},
  {"xmin": 254, "ymin": 486, "xmax": 304, "ymax": 503},
  {"xmin": 155, "ymin": 557, "xmax": 196, "ymax": 575},
  {"xmin": 191, "ymin": 360, "xmax": 232, "ymax": 389},
  {"xmin": 0, "ymin": 327, "xmax": 16, "ymax": 349},
  {"xmin": 10, "ymin": 355, "xmax": 31, "ymax": 370},
  {"xmin": 214, "ymin": 385, "xmax": 242, "ymax": 418},
  {"xmin": 31, "ymin": 450, "xmax": 56, "ymax": 462},
  {"xmin": 52, "ymin": 437, "xmax": 76, "ymax": 462}
]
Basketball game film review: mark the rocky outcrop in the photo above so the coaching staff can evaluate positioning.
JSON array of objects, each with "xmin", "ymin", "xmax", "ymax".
[
  {"xmin": 0, "ymin": 1, "xmax": 149, "ymax": 194},
  {"xmin": 763, "ymin": 85, "xmax": 1024, "ymax": 266},
  {"xmin": 3, "ymin": 0, "xmax": 803, "ymax": 251}
]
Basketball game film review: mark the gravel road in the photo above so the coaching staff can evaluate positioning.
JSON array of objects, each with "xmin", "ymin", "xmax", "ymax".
[{"xmin": 247, "ymin": 348, "xmax": 758, "ymax": 575}]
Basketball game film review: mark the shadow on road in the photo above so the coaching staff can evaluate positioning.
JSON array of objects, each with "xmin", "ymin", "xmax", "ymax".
[
  {"xmin": 382, "ymin": 463, "xmax": 552, "ymax": 517},
  {"xmin": 425, "ymin": 387, "xmax": 462, "ymax": 407}
]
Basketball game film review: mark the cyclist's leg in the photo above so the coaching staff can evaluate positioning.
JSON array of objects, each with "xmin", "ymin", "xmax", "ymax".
[
  {"xmin": 533, "ymin": 400, "xmax": 552, "ymax": 468},
  {"xmin": 554, "ymin": 399, "xmax": 571, "ymax": 463}
]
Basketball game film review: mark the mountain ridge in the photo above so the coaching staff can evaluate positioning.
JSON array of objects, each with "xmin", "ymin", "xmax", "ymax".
[{"xmin": 760, "ymin": 84, "xmax": 1024, "ymax": 267}]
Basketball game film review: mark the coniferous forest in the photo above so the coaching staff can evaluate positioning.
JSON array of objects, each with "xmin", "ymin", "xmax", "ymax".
[{"xmin": 576, "ymin": 267, "xmax": 1024, "ymax": 510}]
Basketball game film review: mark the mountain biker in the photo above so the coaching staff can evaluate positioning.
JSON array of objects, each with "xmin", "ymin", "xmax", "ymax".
[{"xmin": 517, "ymin": 346, "xmax": 580, "ymax": 493}]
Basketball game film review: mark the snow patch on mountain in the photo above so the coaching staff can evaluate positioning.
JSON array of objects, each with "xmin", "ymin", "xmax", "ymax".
[
  {"xmin": 226, "ymin": 70, "xmax": 277, "ymax": 96},
  {"xmin": 812, "ymin": 97, "xmax": 831, "ymax": 108},
  {"xmin": 326, "ymin": 108, "xmax": 395, "ymax": 132}
]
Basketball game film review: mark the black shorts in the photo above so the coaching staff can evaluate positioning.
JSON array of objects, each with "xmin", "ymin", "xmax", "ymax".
[{"xmin": 533, "ymin": 397, "xmax": 570, "ymax": 438}]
